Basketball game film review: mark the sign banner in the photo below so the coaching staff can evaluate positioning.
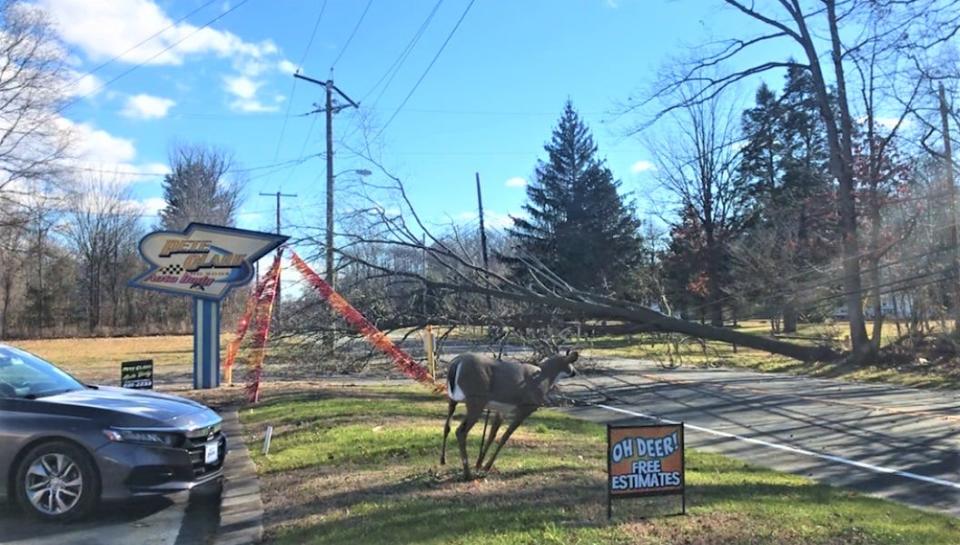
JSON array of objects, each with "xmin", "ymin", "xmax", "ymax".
[
  {"xmin": 289, "ymin": 251, "xmax": 437, "ymax": 389},
  {"xmin": 607, "ymin": 423, "xmax": 685, "ymax": 518},
  {"xmin": 121, "ymin": 360, "xmax": 154, "ymax": 389},
  {"xmin": 129, "ymin": 223, "xmax": 287, "ymax": 301}
]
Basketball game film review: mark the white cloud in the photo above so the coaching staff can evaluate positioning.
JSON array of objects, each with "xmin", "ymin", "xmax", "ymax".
[
  {"xmin": 121, "ymin": 93, "xmax": 175, "ymax": 119},
  {"xmin": 630, "ymin": 160, "xmax": 655, "ymax": 174},
  {"xmin": 454, "ymin": 210, "xmax": 515, "ymax": 229},
  {"xmin": 137, "ymin": 196, "xmax": 167, "ymax": 217},
  {"xmin": 37, "ymin": 0, "xmax": 278, "ymax": 66},
  {"xmin": 277, "ymin": 59, "xmax": 297, "ymax": 74},
  {"xmin": 224, "ymin": 75, "xmax": 259, "ymax": 99},
  {"xmin": 875, "ymin": 117, "xmax": 912, "ymax": 130},
  {"xmin": 223, "ymin": 76, "xmax": 280, "ymax": 112},
  {"xmin": 56, "ymin": 117, "xmax": 168, "ymax": 184},
  {"xmin": 64, "ymin": 70, "xmax": 102, "ymax": 98},
  {"xmin": 39, "ymin": 0, "xmax": 287, "ymax": 114},
  {"xmin": 505, "ymin": 176, "xmax": 527, "ymax": 188}
]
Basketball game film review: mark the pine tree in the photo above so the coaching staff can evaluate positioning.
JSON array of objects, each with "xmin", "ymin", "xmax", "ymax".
[
  {"xmin": 160, "ymin": 144, "xmax": 242, "ymax": 230},
  {"xmin": 737, "ymin": 66, "xmax": 836, "ymax": 331},
  {"xmin": 507, "ymin": 101, "xmax": 643, "ymax": 296}
]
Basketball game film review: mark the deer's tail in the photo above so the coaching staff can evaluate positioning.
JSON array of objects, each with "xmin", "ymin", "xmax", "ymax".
[{"xmin": 446, "ymin": 357, "xmax": 466, "ymax": 401}]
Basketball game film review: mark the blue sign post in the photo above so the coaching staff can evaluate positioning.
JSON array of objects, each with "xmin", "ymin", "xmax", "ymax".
[{"xmin": 130, "ymin": 223, "xmax": 287, "ymax": 389}]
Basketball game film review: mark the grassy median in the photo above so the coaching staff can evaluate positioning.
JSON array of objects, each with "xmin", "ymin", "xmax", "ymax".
[{"xmin": 239, "ymin": 384, "xmax": 959, "ymax": 545}]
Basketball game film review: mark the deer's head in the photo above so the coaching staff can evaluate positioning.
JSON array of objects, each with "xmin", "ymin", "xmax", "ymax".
[{"xmin": 542, "ymin": 350, "xmax": 579, "ymax": 380}]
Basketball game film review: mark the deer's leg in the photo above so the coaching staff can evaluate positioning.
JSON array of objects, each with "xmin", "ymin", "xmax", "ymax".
[
  {"xmin": 455, "ymin": 399, "xmax": 486, "ymax": 480},
  {"xmin": 481, "ymin": 407, "xmax": 535, "ymax": 473},
  {"xmin": 440, "ymin": 399, "xmax": 457, "ymax": 465},
  {"xmin": 475, "ymin": 412, "xmax": 503, "ymax": 470}
]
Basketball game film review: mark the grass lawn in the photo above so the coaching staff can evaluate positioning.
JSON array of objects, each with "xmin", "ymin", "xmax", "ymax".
[
  {"xmin": 585, "ymin": 320, "xmax": 960, "ymax": 390},
  {"xmin": 240, "ymin": 384, "xmax": 959, "ymax": 545},
  {"xmin": 8, "ymin": 335, "xmax": 199, "ymax": 384}
]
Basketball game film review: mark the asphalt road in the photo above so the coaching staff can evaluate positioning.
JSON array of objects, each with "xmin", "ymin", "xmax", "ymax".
[
  {"xmin": 562, "ymin": 358, "xmax": 960, "ymax": 517},
  {"xmin": 0, "ymin": 484, "xmax": 221, "ymax": 545}
]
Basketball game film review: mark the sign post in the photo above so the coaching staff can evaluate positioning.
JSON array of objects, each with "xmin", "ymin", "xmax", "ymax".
[
  {"xmin": 607, "ymin": 422, "xmax": 685, "ymax": 519},
  {"xmin": 129, "ymin": 223, "xmax": 287, "ymax": 389}
]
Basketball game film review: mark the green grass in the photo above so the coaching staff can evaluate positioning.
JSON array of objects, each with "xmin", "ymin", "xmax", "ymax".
[
  {"xmin": 240, "ymin": 384, "xmax": 959, "ymax": 545},
  {"xmin": 585, "ymin": 319, "xmax": 960, "ymax": 390}
]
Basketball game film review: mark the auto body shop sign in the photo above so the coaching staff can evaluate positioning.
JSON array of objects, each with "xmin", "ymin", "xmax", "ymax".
[
  {"xmin": 607, "ymin": 422, "xmax": 685, "ymax": 517},
  {"xmin": 130, "ymin": 223, "xmax": 287, "ymax": 300}
]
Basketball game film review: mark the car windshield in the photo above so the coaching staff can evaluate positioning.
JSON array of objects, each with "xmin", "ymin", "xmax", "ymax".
[{"xmin": 0, "ymin": 346, "xmax": 84, "ymax": 399}]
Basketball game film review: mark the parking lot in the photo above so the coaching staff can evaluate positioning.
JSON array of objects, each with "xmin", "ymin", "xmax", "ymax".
[{"xmin": 0, "ymin": 485, "xmax": 221, "ymax": 545}]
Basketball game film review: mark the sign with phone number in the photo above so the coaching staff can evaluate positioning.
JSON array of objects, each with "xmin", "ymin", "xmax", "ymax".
[{"xmin": 121, "ymin": 360, "xmax": 153, "ymax": 390}]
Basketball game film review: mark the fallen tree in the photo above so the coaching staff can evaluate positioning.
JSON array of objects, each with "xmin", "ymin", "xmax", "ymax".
[{"xmin": 294, "ymin": 147, "xmax": 841, "ymax": 364}]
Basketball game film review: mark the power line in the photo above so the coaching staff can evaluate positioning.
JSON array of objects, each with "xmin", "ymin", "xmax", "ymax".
[
  {"xmin": 65, "ymin": 0, "xmax": 221, "ymax": 87},
  {"xmin": 331, "ymin": 0, "xmax": 376, "ymax": 69},
  {"xmin": 373, "ymin": 0, "xmax": 477, "ymax": 140},
  {"xmin": 57, "ymin": 0, "xmax": 253, "ymax": 114},
  {"xmin": 274, "ymin": 0, "xmax": 330, "ymax": 162},
  {"xmin": 298, "ymin": 0, "xmax": 329, "ymax": 69},
  {"xmin": 66, "ymin": 155, "xmax": 318, "ymax": 178},
  {"xmin": 361, "ymin": 0, "xmax": 444, "ymax": 105}
]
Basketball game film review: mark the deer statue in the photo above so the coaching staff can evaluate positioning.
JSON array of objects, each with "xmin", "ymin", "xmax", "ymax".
[{"xmin": 439, "ymin": 351, "xmax": 579, "ymax": 480}]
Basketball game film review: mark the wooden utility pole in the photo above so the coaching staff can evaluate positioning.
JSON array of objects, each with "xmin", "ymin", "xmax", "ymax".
[
  {"xmin": 295, "ymin": 71, "xmax": 359, "ymax": 348},
  {"xmin": 294, "ymin": 72, "xmax": 359, "ymax": 293},
  {"xmin": 939, "ymin": 83, "xmax": 959, "ymax": 333},
  {"xmin": 475, "ymin": 172, "xmax": 492, "ymax": 311},
  {"xmin": 259, "ymin": 191, "xmax": 297, "ymax": 323}
]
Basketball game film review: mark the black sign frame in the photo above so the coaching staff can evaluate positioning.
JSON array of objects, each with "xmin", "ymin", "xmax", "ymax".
[
  {"xmin": 607, "ymin": 422, "xmax": 685, "ymax": 519},
  {"xmin": 121, "ymin": 359, "xmax": 154, "ymax": 389}
]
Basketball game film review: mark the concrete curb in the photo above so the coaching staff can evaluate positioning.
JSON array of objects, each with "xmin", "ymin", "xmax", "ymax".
[{"xmin": 214, "ymin": 410, "xmax": 264, "ymax": 545}]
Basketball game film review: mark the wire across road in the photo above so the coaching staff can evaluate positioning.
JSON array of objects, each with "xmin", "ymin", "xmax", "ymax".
[{"xmin": 560, "ymin": 358, "xmax": 960, "ymax": 517}]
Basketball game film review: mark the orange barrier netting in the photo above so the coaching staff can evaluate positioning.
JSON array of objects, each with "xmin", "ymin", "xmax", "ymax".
[
  {"xmin": 223, "ymin": 261, "xmax": 273, "ymax": 383},
  {"xmin": 245, "ymin": 251, "xmax": 282, "ymax": 403},
  {"xmin": 290, "ymin": 250, "xmax": 439, "ymax": 390}
]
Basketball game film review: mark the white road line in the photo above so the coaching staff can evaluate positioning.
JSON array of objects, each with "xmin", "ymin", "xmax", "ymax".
[{"xmin": 595, "ymin": 403, "xmax": 960, "ymax": 491}]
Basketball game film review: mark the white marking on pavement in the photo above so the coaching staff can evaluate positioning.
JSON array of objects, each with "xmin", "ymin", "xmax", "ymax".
[{"xmin": 595, "ymin": 403, "xmax": 960, "ymax": 491}]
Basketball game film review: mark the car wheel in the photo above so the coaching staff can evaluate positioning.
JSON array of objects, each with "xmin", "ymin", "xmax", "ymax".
[{"xmin": 14, "ymin": 441, "xmax": 99, "ymax": 521}]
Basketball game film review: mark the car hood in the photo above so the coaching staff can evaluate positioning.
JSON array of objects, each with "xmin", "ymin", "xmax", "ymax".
[{"xmin": 40, "ymin": 386, "xmax": 214, "ymax": 427}]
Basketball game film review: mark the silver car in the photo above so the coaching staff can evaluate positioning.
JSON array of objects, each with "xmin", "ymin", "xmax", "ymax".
[{"xmin": 0, "ymin": 344, "xmax": 226, "ymax": 521}]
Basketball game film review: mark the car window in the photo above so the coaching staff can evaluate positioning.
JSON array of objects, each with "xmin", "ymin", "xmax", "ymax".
[{"xmin": 0, "ymin": 346, "xmax": 84, "ymax": 398}]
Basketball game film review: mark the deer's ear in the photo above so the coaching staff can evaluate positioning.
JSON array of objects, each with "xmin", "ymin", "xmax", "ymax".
[{"xmin": 566, "ymin": 351, "xmax": 579, "ymax": 364}]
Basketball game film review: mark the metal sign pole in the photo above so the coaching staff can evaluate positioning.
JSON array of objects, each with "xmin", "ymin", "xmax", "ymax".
[{"xmin": 193, "ymin": 297, "xmax": 221, "ymax": 389}]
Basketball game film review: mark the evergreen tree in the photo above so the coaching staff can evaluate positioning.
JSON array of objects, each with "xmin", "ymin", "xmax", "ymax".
[
  {"xmin": 160, "ymin": 144, "xmax": 242, "ymax": 230},
  {"xmin": 736, "ymin": 66, "xmax": 836, "ymax": 331},
  {"xmin": 507, "ymin": 102, "xmax": 643, "ymax": 296}
]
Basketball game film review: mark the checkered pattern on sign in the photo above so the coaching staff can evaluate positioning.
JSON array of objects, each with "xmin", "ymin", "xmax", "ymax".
[{"xmin": 160, "ymin": 264, "xmax": 184, "ymax": 275}]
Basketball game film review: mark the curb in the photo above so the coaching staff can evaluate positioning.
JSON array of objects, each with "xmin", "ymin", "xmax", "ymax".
[{"xmin": 214, "ymin": 410, "xmax": 264, "ymax": 545}]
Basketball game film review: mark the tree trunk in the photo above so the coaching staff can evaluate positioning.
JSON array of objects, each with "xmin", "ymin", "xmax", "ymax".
[
  {"xmin": 782, "ymin": 302, "xmax": 798, "ymax": 333},
  {"xmin": 422, "ymin": 279, "xmax": 839, "ymax": 362}
]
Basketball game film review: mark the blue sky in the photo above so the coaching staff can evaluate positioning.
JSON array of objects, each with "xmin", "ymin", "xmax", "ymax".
[{"xmin": 50, "ymin": 0, "xmax": 798, "ymax": 240}]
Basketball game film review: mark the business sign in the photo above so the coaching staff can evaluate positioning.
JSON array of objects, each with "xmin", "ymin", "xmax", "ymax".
[
  {"xmin": 121, "ymin": 360, "xmax": 154, "ymax": 389},
  {"xmin": 607, "ymin": 423, "xmax": 685, "ymax": 518},
  {"xmin": 129, "ymin": 223, "xmax": 287, "ymax": 301}
]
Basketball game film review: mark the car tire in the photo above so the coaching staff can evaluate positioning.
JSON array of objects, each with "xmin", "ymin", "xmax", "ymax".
[{"xmin": 14, "ymin": 440, "xmax": 100, "ymax": 521}]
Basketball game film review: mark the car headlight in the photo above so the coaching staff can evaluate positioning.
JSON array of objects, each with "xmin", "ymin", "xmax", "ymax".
[{"xmin": 103, "ymin": 428, "xmax": 181, "ymax": 447}]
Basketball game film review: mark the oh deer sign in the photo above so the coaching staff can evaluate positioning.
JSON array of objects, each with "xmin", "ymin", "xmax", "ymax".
[{"xmin": 607, "ymin": 423, "xmax": 686, "ymax": 519}]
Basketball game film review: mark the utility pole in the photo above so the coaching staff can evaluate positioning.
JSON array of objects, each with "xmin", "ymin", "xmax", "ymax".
[
  {"xmin": 258, "ymin": 191, "xmax": 297, "ymax": 323},
  {"xmin": 475, "ymin": 172, "xmax": 492, "ymax": 311},
  {"xmin": 939, "ymin": 83, "xmax": 959, "ymax": 334},
  {"xmin": 294, "ymin": 72, "xmax": 359, "ymax": 292},
  {"xmin": 295, "ymin": 71, "xmax": 359, "ymax": 348}
]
